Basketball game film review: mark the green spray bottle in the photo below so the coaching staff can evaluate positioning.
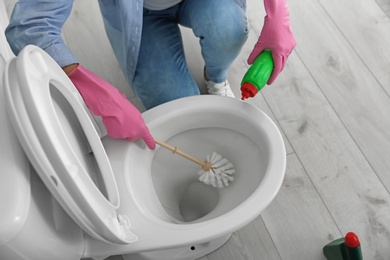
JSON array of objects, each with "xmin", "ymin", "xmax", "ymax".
[
  {"xmin": 323, "ymin": 232, "xmax": 363, "ymax": 260},
  {"xmin": 241, "ymin": 49, "xmax": 274, "ymax": 100}
]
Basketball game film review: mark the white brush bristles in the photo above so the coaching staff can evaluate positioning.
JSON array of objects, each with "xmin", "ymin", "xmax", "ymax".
[{"xmin": 198, "ymin": 152, "xmax": 235, "ymax": 188}]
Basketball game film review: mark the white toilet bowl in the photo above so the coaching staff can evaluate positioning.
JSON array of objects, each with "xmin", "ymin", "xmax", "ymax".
[{"xmin": 1, "ymin": 45, "xmax": 286, "ymax": 260}]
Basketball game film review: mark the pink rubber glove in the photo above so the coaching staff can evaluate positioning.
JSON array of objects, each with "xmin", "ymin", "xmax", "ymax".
[
  {"xmin": 68, "ymin": 65, "xmax": 155, "ymax": 150},
  {"xmin": 248, "ymin": 0, "xmax": 296, "ymax": 85}
]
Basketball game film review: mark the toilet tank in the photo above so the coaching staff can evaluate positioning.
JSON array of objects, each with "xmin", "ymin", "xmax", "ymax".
[{"xmin": 0, "ymin": 2, "xmax": 84, "ymax": 259}]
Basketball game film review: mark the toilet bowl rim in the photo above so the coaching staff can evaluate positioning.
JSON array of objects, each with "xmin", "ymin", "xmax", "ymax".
[{"xmin": 113, "ymin": 95, "xmax": 286, "ymax": 236}]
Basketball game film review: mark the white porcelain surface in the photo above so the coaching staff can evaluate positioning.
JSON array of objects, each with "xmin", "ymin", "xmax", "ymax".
[
  {"xmin": 1, "ymin": 7, "xmax": 84, "ymax": 259},
  {"xmin": 0, "ymin": 1, "xmax": 30, "ymax": 245},
  {"xmin": 4, "ymin": 46, "xmax": 138, "ymax": 245},
  {"xmin": 84, "ymin": 95, "xmax": 286, "ymax": 257}
]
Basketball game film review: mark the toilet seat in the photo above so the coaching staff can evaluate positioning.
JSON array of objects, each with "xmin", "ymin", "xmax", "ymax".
[{"xmin": 4, "ymin": 45, "xmax": 137, "ymax": 244}]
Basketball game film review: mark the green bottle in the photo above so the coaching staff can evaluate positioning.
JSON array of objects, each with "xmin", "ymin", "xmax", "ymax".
[
  {"xmin": 240, "ymin": 49, "xmax": 274, "ymax": 100},
  {"xmin": 323, "ymin": 232, "xmax": 363, "ymax": 260}
]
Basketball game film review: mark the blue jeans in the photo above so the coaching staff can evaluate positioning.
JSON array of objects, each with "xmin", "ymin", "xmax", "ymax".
[{"xmin": 132, "ymin": 0, "xmax": 248, "ymax": 109}]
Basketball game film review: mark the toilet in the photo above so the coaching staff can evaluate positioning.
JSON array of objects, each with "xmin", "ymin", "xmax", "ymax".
[{"xmin": 0, "ymin": 7, "xmax": 286, "ymax": 260}]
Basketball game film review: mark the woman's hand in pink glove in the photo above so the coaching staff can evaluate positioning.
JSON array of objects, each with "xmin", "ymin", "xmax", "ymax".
[
  {"xmin": 248, "ymin": 0, "xmax": 296, "ymax": 85},
  {"xmin": 68, "ymin": 65, "xmax": 155, "ymax": 150}
]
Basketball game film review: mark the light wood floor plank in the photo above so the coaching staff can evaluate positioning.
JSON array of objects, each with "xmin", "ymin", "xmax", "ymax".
[
  {"xmin": 318, "ymin": 0, "xmax": 390, "ymax": 95},
  {"xmin": 261, "ymin": 153, "xmax": 340, "ymax": 260},
  {"xmin": 286, "ymin": 0, "xmax": 390, "ymax": 246},
  {"xmin": 313, "ymin": 0, "xmax": 390, "ymax": 192},
  {"xmin": 262, "ymin": 47, "xmax": 390, "ymax": 259},
  {"xmin": 376, "ymin": 0, "xmax": 390, "ymax": 17},
  {"xmin": 206, "ymin": 217, "xmax": 281, "ymax": 260}
]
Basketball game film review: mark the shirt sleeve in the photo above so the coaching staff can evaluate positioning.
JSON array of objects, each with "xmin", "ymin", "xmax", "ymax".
[{"xmin": 5, "ymin": 0, "xmax": 77, "ymax": 68}]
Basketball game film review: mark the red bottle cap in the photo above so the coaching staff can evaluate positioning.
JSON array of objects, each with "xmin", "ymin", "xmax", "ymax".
[
  {"xmin": 345, "ymin": 232, "xmax": 360, "ymax": 248},
  {"xmin": 241, "ymin": 82, "xmax": 258, "ymax": 100}
]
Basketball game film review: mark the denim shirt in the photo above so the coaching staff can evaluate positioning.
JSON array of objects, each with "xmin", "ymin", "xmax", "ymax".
[{"xmin": 5, "ymin": 0, "xmax": 143, "ymax": 84}]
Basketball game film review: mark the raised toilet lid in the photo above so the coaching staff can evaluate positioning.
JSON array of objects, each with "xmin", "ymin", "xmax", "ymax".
[{"xmin": 4, "ymin": 45, "xmax": 137, "ymax": 244}]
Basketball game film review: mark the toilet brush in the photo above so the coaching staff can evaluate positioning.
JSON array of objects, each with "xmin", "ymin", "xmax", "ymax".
[{"xmin": 154, "ymin": 138, "xmax": 235, "ymax": 188}]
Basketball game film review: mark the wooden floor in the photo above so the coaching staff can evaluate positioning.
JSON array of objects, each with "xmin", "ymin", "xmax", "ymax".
[{"xmin": 4, "ymin": 0, "xmax": 390, "ymax": 259}]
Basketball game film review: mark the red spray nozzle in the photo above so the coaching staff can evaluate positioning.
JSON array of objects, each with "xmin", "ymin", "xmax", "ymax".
[
  {"xmin": 345, "ymin": 232, "xmax": 360, "ymax": 248},
  {"xmin": 241, "ymin": 82, "xmax": 259, "ymax": 100}
]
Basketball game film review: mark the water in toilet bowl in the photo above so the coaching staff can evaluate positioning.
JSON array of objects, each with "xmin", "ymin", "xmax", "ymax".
[{"xmin": 151, "ymin": 126, "xmax": 268, "ymax": 223}]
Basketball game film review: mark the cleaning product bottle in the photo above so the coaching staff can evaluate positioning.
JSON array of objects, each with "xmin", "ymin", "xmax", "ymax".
[
  {"xmin": 241, "ymin": 49, "xmax": 274, "ymax": 100},
  {"xmin": 323, "ymin": 232, "xmax": 363, "ymax": 260}
]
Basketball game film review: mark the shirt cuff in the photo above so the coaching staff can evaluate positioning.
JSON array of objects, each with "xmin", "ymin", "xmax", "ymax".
[{"xmin": 44, "ymin": 43, "xmax": 78, "ymax": 68}]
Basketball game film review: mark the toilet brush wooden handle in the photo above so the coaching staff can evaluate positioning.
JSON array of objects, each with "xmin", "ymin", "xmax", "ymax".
[{"xmin": 154, "ymin": 138, "xmax": 210, "ymax": 169}]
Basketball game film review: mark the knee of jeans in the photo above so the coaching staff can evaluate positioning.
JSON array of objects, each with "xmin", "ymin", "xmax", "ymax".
[
  {"xmin": 213, "ymin": 26, "xmax": 248, "ymax": 53},
  {"xmin": 201, "ymin": 15, "xmax": 248, "ymax": 50}
]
